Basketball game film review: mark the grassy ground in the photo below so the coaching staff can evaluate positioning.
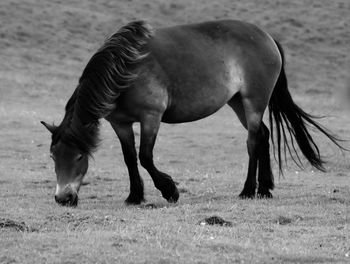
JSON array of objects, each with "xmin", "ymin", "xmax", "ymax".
[{"xmin": 0, "ymin": 0, "xmax": 349, "ymax": 263}]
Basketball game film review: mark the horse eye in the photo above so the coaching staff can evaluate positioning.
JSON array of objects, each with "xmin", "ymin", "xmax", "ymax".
[{"xmin": 76, "ymin": 154, "xmax": 83, "ymax": 161}]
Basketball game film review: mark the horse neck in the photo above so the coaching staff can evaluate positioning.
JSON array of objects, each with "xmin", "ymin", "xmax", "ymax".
[
  {"xmin": 70, "ymin": 96, "xmax": 100, "ymax": 137},
  {"xmin": 58, "ymin": 102, "xmax": 100, "ymax": 155},
  {"xmin": 61, "ymin": 88, "xmax": 100, "ymax": 152},
  {"xmin": 66, "ymin": 83, "xmax": 98, "ymax": 126}
]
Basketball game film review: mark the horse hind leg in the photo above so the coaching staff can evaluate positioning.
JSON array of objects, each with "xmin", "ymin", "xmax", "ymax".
[
  {"xmin": 228, "ymin": 92, "xmax": 273, "ymax": 199},
  {"xmin": 228, "ymin": 92, "xmax": 258, "ymax": 198},
  {"xmin": 257, "ymin": 122, "xmax": 274, "ymax": 198}
]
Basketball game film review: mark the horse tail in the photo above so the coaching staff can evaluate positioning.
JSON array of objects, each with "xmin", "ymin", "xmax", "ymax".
[{"xmin": 268, "ymin": 40, "xmax": 343, "ymax": 173}]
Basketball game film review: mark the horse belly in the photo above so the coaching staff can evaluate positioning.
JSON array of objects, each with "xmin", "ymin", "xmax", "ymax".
[
  {"xmin": 162, "ymin": 94, "xmax": 230, "ymax": 123},
  {"xmin": 162, "ymin": 63, "xmax": 243, "ymax": 123}
]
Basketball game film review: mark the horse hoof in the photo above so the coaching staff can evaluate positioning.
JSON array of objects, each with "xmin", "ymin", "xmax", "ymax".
[
  {"xmin": 239, "ymin": 190, "xmax": 255, "ymax": 199},
  {"xmin": 167, "ymin": 187, "xmax": 179, "ymax": 203},
  {"xmin": 124, "ymin": 194, "xmax": 145, "ymax": 205},
  {"xmin": 257, "ymin": 190, "xmax": 273, "ymax": 199},
  {"xmin": 162, "ymin": 185, "xmax": 179, "ymax": 203}
]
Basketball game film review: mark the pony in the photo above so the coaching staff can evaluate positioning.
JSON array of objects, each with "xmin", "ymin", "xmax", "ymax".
[{"xmin": 41, "ymin": 20, "xmax": 342, "ymax": 206}]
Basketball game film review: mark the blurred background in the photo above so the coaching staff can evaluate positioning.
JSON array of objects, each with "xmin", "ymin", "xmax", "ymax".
[{"xmin": 1, "ymin": 0, "xmax": 348, "ymax": 107}]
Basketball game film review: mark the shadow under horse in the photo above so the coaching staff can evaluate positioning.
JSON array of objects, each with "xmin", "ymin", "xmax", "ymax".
[{"xmin": 41, "ymin": 20, "xmax": 342, "ymax": 206}]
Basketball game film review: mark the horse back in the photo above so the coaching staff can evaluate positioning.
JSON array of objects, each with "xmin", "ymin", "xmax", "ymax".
[{"xmin": 117, "ymin": 20, "xmax": 282, "ymax": 123}]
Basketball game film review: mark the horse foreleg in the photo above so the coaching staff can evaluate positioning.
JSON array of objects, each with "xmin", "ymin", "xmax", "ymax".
[
  {"xmin": 139, "ymin": 114, "xmax": 179, "ymax": 203},
  {"xmin": 110, "ymin": 122, "xmax": 145, "ymax": 205}
]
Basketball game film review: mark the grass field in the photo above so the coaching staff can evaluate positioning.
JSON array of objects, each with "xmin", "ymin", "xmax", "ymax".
[{"xmin": 1, "ymin": 0, "xmax": 349, "ymax": 263}]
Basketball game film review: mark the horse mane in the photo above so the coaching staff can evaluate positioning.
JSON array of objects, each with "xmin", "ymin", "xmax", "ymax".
[{"xmin": 52, "ymin": 21, "xmax": 153, "ymax": 155}]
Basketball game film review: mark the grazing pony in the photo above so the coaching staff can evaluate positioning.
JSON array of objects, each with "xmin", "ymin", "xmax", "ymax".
[{"xmin": 42, "ymin": 20, "xmax": 341, "ymax": 206}]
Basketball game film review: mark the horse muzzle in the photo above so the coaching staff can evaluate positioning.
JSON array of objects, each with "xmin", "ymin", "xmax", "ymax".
[{"xmin": 55, "ymin": 184, "xmax": 79, "ymax": 207}]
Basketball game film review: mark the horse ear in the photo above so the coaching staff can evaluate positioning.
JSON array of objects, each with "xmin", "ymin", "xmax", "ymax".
[{"xmin": 41, "ymin": 121, "xmax": 57, "ymax": 134}]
